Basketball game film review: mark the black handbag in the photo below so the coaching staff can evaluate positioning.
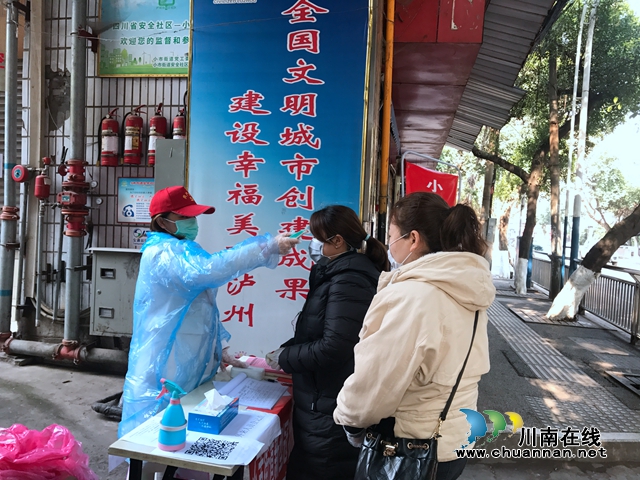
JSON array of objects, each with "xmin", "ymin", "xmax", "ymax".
[{"xmin": 354, "ymin": 311, "xmax": 480, "ymax": 480}]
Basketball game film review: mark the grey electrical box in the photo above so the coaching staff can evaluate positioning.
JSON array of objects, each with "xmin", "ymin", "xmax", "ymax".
[
  {"xmin": 90, "ymin": 248, "xmax": 141, "ymax": 337},
  {"xmin": 155, "ymin": 138, "xmax": 187, "ymax": 191}
]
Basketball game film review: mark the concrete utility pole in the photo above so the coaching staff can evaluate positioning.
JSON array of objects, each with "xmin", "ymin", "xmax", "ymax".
[
  {"xmin": 570, "ymin": 0, "xmax": 600, "ymax": 275},
  {"xmin": 563, "ymin": 1, "xmax": 589, "ymax": 280},
  {"xmin": 0, "ymin": 3, "xmax": 20, "ymax": 341}
]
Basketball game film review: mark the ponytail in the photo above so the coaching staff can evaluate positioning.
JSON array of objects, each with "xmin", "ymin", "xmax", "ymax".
[
  {"xmin": 362, "ymin": 234, "xmax": 389, "ymax": 272},
  {"xmin": 441, "ymin": 204, "xmax": 487, "ymax": 256}
]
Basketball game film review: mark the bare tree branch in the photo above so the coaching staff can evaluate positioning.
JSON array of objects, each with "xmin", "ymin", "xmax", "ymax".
[
  {"xmin": 584, "ymin": 198, "xmax": 612, "ymax": 230},
  {"xmin": 471, "ymin": 146, "xmax": 530, "ymax": 182}
]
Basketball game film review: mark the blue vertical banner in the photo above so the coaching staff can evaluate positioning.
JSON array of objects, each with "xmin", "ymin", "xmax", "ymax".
[{"xmin": 189, "ymin": 0, "xmax": 371, "ymax": 355}]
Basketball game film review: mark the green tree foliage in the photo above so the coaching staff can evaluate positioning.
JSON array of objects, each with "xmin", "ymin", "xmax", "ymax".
[
  {"xmin": 494, "ymin": 0, "xmax": 640, "ymax": 194},
  {"xmin": 439, "ymin": 147, "xmax": 484, "ymax": 210},
  {"xmin": 473, "ymin": 0, "xmax": 640, "ymax": 275},
  {"xmin": 584, "ymin": 156, "xmax": 640, "ymax": 229}
]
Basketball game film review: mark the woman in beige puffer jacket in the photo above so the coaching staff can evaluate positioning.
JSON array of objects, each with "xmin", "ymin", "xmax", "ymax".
[{"xmin": 334, "ymin": 192, "xmax": 496, "ymax": 480}]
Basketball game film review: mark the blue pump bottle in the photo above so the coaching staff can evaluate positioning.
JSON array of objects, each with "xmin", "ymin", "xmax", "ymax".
[{"xmin": 157, "ymin": 378, "xmax": 188, "ymax": 451}]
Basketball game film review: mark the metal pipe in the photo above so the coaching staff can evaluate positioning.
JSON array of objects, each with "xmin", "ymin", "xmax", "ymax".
[
  {"xmin": 5, "ymin": 338, "xmax": 57, "ymax": 358},
  {"xmin": 53, "ymin": 210, "xmax": 65, "ymax": 321},
  {"xmin": 376, "ymin": 0, "xmax": 395, "ymax": 240},
  {"xmin": 64, "ymin": 0, "xmax": 88, "ymax": 345},
  {"xmin": 34, "ymin": 201, "xmax": 46, "ymax": 326},
  {"xmin": 4, "ymin": 338, "xmax": 128, "ymax": 370},
  {"xmin": 16, "ymin": 181, "xmax": 30, "ymax": 306},
  {"xmin": 54, "ymin": 149, "xmax": 68, "ymax": 322},
  {"xmin": 0, "ymin": 3, "xmax": 19, "ymax": 337}
]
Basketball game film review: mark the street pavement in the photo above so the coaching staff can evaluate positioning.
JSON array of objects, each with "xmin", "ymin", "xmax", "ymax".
[{"xmin": 0, "ymin": 276, "xmax": 639, "ymax": 479}]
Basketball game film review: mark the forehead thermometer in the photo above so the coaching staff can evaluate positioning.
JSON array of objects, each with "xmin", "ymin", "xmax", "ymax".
[{"xmin": 290, "ymin": 229, "xmax": 307, "ymax": 239}]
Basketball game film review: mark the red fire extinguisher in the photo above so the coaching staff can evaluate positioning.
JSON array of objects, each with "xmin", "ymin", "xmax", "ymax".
[
  {"xmin": 34, "ymin": 157, "xmax": 52, "ymax": 200},
  {"xmin": 148, "ymin": 103, "xmax": 167, "ymax": 166},
  {"xmin": 123, "ymin": 105, "xmax": 146, "ymax": 165},
  {"xmin": 100, "ymin": 108, "xmax": 119, "ymax": 167},
  {"xmin": 173, "ymin": 108, "xmax": 186, "ymax": 140}
]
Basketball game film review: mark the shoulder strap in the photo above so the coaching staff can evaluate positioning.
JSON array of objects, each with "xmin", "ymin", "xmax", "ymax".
[{"xmin": 438, "ymin": 310, "xmax": 480, "ymax": 422}]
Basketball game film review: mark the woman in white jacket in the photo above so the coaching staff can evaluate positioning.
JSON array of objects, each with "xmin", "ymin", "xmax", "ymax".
[{"xmin": 334, "ymin": 192, "xmax": 496, "ymax": 480}]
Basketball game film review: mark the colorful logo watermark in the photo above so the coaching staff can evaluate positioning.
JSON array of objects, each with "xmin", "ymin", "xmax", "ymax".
[
  {"xmin": 459, "ymin": 409, "xmax": 523, "ymax": 447},
  {"xmin": 458, "ymin": 409, "xmax": 607, "ymax": 459}
]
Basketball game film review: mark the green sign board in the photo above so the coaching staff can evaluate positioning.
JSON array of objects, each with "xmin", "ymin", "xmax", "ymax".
[{"xmin": 98, "ymin": 0, "xmax": 190, "ymax": 77}]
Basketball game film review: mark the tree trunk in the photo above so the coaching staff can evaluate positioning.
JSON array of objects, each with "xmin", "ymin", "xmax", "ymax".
[
  {"xmin": 499, "ymin": 205, "xmax": 511, "ymax": 250},
  {"xmin": 480, "ymin": 128, "xmax": 499, "ymax": 237},
  {"xmin": 549, "ymin": 50, "xmax": 562, "ymax": 299},
  {"xmin": 515, "ymin": 155, "xmax": 545, "ymax": 294},
  {"xmin": 481, "ymin": 162, "xmax": 495, "ymax": 237},
  {"xmin": 547, "ymin": 202, "xmax": 640, "ymax": 320}
]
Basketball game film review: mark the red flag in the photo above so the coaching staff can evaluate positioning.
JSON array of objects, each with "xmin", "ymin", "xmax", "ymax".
[{"xmin": 405, "ymin": 162, "xmax": 458, "ymax": 207}]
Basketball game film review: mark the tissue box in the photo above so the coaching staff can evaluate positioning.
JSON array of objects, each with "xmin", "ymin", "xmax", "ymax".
[{"xmin": 188, "ymin": 397, "xmax": 239, "ymax": 434}]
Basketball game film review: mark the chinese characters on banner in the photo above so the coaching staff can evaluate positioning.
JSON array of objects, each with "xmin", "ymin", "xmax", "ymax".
[
  {"xmin": 99, "ymin": 0, "xmax": 190, "ymax": 76},
  {"xmin": 189, "ymin": 1, "xmax": 370, "ymax": 356},
  {"xmin": 405, "ymin": 161, "xmax": 459, "ymax": 207}
]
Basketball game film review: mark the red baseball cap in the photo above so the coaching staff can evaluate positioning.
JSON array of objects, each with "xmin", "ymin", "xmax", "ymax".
[{"xmin": 149, "ymin": 186, "xmax": 215, "ymax": 217}]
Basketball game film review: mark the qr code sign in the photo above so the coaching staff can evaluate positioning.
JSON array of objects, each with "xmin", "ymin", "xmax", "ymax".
[{"xmin": 185, "ymin": 438, "xmax": 239, "ymax": 460}]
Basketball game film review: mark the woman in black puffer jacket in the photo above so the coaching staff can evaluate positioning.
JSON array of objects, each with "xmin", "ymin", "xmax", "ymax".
[{"xmin": 266, "ymin": 205, "xmax": 388, "ymax": 480}]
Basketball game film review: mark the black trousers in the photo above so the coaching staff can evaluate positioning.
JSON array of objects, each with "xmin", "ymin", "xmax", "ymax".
[{"xmin": 436, "ymin": 458, "xmax": 467, "ymax": 480}]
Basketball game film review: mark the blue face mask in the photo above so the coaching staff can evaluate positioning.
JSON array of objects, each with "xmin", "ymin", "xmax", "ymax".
[{"xmin": 165, "ymin": 217, "xmax": 199, "ymax": 241}]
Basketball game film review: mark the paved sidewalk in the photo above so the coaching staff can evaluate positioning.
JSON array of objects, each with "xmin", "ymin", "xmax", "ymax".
[{"xmin": 475, "ymin": 278, "xmax": 640, "ymax": 463}]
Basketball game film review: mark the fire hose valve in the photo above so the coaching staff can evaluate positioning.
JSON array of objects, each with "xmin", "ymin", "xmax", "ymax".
[
  {"xmin": 11, "ymin": 165, "xmax": 34, "ymax": 183},
  {"xmin": 57, "ymin": 158, "xmax": 90, "ymax": 237}
]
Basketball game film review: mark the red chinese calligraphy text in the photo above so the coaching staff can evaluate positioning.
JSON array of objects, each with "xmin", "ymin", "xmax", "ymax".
[
  {"xmin": 227, "ymin": 183, "xmax": 263, "ymax": 206},
  {"xmin": 222, "ymin": 304, "xmax": 254, "ymax": 328},
  {"xmin": 287, "ymin": 29, "xmax": 320, "ymax": 54},
  {"xmin": 224, "ymin": 122, "xmax": 269, "ymax": 145},
  {"xmin": 226, "ymin": 151, "xmax": 266, "ymax": 178},
  {"xmin": 281, "ymin": 93, "xmax": 317, "ymax": 117},
  {"xmin": 227, "ymin": 273, "xmax": 257, "ymax": 296},
  {"xmin": 283, "ymin": 59, "xmax": 324, "ymax": 85},
  {"xmin": 227, "ymin": 213, "xmax": 260, "ymax": 236},
  {"xmin": 275, "ymin": 185, "xmax": 315, "ymax": 211},
  {"xmin": 229, "ymin": 90, "xmax": 271, "ymax": 115},
  {"xmin": 280, "ymin": 153, "xmax": 319, "ymax": 181},
  {"xmin": 279, "ymin": 123, "xmax": 321, "ymax": 149},
  {"xmin": 279, "ymin": 246, "xmax": 313, "ymax": 271},
  {"xmin": 276, "ymin": 278, "xmax": 309, "ymax": 301},
  {"xmin": 281, "ymin": 0, "xmax": 330, "ymax": 24}
]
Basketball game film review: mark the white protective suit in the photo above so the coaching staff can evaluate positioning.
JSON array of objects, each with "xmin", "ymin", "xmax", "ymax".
[{"xmin": 119, "ymin": 231, "xmax": 280, "ymax": 437}]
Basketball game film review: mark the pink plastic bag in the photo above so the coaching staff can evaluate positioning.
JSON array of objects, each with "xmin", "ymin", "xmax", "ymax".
[{"xmin": 0, "ymin": 424, "xmax": 98, "ymax": 480}]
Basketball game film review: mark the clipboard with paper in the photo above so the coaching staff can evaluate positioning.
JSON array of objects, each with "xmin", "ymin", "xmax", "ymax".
[{"xmin": 216, "ymin": 373, "xmax": 288, "ymax": 410}]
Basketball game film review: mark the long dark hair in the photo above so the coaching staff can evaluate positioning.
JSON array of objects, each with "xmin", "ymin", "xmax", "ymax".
[
  {"xmin": 390, "ymin": 192, "xmax": 486, "ymax": 256},
  {"xmin": 310, "ymin": 205, "xmax": 389, "ymax": 272}
]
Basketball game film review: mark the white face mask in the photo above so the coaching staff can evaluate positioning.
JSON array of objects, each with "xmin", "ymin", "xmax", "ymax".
[
  {"xmin": 309, "ymin": 236, "xmax": 346, "ymax": 263},
  {"xmin": 309, "ymin": 238, "xmax": 324, "ymax": 263},
  {"xmin": 387, "ymin": 233, "xmax": 411, "ymax": 270}
]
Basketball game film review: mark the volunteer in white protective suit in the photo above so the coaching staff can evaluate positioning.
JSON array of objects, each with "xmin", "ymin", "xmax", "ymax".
[{"xmin": 119, "ymin": 185, "xmax": 299, "ymax": 437}]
